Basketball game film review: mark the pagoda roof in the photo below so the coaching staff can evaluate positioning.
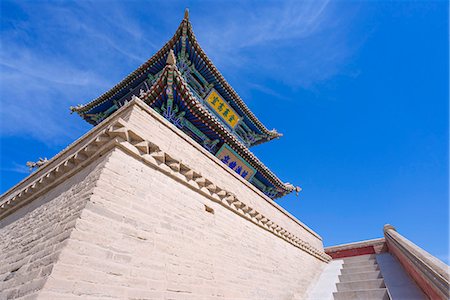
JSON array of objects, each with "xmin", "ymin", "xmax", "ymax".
[
  {"xmin": 71, "ymin": 9, "xmax": 281, "ymax": 145},
  {"xmin": 132, "ymin": 51, "xmax": 296, "ymax": 198}
]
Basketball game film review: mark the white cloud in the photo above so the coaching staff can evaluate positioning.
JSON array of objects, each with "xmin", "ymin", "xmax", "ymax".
[
  {"xmin": 0, "ymin": 162, "xmax": 30, "ymax": 175},
  {"xmin": 0, "ymin": 1, "xmax": 162, "ymax": 143},
  {"xmin": 191, "ymin": 0, "xmax": 360, "ymax": 88},
  {"xmin": 201, "ymin": 1, "xmax": 331, "ymax": 48}
]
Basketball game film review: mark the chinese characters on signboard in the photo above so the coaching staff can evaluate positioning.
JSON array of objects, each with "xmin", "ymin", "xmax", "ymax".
[
  {"xmin": 205, "ymin": 89, "xmax": 240, "ymax": 128},
  {"xmin": 215, "ymin": 144, "xmax": 256, "ymax": 181}
]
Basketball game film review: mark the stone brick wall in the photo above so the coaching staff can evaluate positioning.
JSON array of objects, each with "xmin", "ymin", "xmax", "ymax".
[
  {"xmin": 0, "ymin": 100, "xmax": 327, "ymax": 299},
  {"xmin": 123, "ymin": 103, "xmax": 323, "ymax": 250},
  {"xmin": 40, "ymin": 148, "xmax": 325, "ymax": 299},
  {"xmin": 0, "ymin": 155, "xmax": 108, "ymax": 299}
]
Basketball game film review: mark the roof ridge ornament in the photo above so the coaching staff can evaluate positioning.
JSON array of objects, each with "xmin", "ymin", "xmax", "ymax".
[
  {"xmin": 285, "ymin": 183, "xmax": 302, "ymax": 197},
  {"xmin": 26, "ymin": 157, "xmax": 48, "ymax": 172},
  {"xmin": 166, "ymin": 49, "xmax": 176, "ymax": 66},
  {"xmin": 180, "ymin": 9, "xmax": 189, "ymax": 57}
]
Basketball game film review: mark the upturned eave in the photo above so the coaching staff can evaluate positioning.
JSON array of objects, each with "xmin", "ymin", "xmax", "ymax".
[
  {"xmin": 136, "ymin": 56, "xmax": 295, "ymax": 198},
  {"xmin": 71, "ymin": 10, "xmax": 282, "ymax": 142}
]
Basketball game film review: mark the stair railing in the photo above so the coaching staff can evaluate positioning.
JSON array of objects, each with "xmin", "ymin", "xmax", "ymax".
[{"xmin": 384, "ymin": 224, "xmax": 449, "ymax": 300}]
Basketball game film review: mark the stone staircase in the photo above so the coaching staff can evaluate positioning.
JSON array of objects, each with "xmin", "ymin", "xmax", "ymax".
[{"xmin": 333, "ymin": 254, "xmax": 390, "ymax": 300}]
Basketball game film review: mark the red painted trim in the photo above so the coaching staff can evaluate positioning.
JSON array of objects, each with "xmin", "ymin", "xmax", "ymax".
[
  {"xmin": 326, "ymin": 246, "xmax": 375, "ymax": 259},
  {"xmin": 387, "ymin": 239, "xmax": 443, "ymax": 300}
]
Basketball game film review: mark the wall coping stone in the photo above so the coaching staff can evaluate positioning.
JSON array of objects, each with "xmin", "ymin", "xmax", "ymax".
[
  {"xmin": 0, "ymin": 98, "xmax": 330, "ymax": 262},
  {"xmin": 384, "ymin": 224, "xmax": 449, "ymax": 299},
  {"xmin": 128, "ymin": 97, "xmax": 322, "ymax": 241},
  {"xmin": 325, "ymin": 238, "xmax": 386, "ymax": 253}
]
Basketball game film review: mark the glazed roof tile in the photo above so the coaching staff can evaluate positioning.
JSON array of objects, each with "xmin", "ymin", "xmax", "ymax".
[
  {"xmin": 72, "ymin": 12, "xmax": 281, "ymax": 140},
  {"xmin": 137, "ymin": 54, "xmax": 295, "ymax": 197}
]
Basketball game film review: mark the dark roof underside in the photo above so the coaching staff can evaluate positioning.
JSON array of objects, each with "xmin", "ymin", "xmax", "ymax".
[{"xmin": 72, "ymin": 16, "xmax": 281, "ymax": 146}]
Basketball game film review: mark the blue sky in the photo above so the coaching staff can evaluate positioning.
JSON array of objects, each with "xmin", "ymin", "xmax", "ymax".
[{"xmin": 1, "ymin": 1, "xmax": 448, "ymax": 262}]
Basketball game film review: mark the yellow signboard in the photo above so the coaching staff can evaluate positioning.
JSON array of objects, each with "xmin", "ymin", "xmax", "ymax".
[
  {"xmin": 205, "ymin": 89, "xmax": 240, "ymax": 128},
  {"xmin": 216, "ymin": 144, "xmax": 256, "ymax": 181}
]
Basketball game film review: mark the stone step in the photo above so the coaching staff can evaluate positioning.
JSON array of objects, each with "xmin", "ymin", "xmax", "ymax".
[
  {"xmin": 340, "ymin": 265, "xmax": 379, "ymax": 274},
  {"xmin": 342, "ymin": 254, "xmax": 376, "ymax": 263},
  {"xmin": 339, "ymin": 271, "xmax": 382, "ymax": 282},
  {"xmin": 336, "ymin": 278, "xmax": 386, "ymax": 292},
  {"xmin": 343, "ymin": 260, "xmax": 378, "ymax": 269},
  {"xmin": 333, "ymin": 288, "xmax": 390, "ymax": 300}
]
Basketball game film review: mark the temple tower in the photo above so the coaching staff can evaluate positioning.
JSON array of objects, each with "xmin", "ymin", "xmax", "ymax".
[
  {"xmin": 0, "ymin": 11, "xmax": 329, "ymax": 299},
  {"xmin": 71, "ymin": 9, "xmax": 298, "ymax": 200},
  {"xmin": 1, "ymin": 10, "xmax": 448, "ymax": 300}
]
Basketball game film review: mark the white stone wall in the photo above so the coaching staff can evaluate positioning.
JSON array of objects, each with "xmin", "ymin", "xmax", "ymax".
[
  {"xmin": 0, "ymin": 100, "xmax": 327, "ymax": 299},
  {"xmin": 41, "ymin": 148, "xmax": 324, "ymax": 299},
  {"xmin": 0, "ymin": 155, "xmax": 108, "ymax": 299},
  {"xmin": 124, "ymin": 104, "xmax": 323, "ymax": 250}
]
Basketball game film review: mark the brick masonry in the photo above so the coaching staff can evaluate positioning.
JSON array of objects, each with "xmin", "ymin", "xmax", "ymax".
[
  {"xmin": 0, "ymin": 155, "xmax": 109, "ymax": 299},
  {"xmin": 0, "ymin": 99, "xmax": 328, "ymax": 299}
]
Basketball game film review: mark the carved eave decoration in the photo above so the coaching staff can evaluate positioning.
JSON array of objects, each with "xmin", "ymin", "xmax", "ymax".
[
  {"xmin": 131, "ymin": 51, "xmax": 295, "ymax": 198},
  {"xmin": 71, "ymin": 9, "xmax": 281, "ymax": 147}
]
